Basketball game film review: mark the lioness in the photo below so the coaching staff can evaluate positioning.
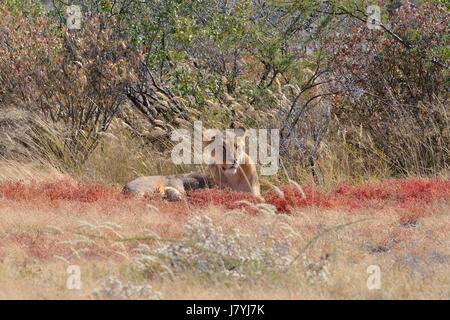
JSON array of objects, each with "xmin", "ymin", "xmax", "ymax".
[{"xmin": 122, "ymin": 127, "xmax": 261, "ymax": 200}]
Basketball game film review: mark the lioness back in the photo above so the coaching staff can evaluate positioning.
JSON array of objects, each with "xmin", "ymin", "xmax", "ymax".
[
  {"xmin": 122, "ymin": 172, "xmax": 213, "ymax": 200},
  {"xmin": 122, "ymin": 176, "xmax": 168, "ymax": 196}
]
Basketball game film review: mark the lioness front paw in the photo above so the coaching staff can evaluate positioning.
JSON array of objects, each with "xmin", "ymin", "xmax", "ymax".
[{"xmin": 164, "ymin": 187, "xmax": 183, "ymax": 201}]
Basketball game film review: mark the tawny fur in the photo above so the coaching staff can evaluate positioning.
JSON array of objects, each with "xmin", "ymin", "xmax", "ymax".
[
  {"xmin": 123, "ymin": 128, "xmax": 261, "ymax": 200},
  {"xmin": 208, "ymin": 153, "xmax": 261, "ymax": 197}
]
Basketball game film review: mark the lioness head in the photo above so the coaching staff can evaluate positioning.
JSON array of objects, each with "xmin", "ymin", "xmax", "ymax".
[{"xmin": 203, "ymin": 127, "xmax": 248, "ymax": 175}]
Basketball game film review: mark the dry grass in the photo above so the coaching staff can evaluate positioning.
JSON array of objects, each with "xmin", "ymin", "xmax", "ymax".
[
  {"xmin": 0, "ymin": 161, "xmax": 66, "ymax": 183},
  {"xmin": 0, "ymin": 166, "xmax": 448, "ymax": 300}
]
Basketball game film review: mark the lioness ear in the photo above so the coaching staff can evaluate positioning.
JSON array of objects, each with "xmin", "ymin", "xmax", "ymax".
[
  {"xmin": 202, "ymin": 132, "xmax": 213, "ymax": 149},
  {"xmin": 202, "ymin": 129, "xmax": 221, "ymax": 148}
]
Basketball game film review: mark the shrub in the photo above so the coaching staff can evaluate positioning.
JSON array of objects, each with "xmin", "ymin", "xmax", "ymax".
[
  {"xmin": 0, "ymin": 4, "xmax": 141, "ymax": 169},
  {"xmin": 326, "ymin": 1, "xmax": 449, "ymax": 176}
]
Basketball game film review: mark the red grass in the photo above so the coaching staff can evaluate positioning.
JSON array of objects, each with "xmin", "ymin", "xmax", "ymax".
[
  {"xmin": 265, "ymin": 178, "xmax": 450, "ymax": 213},
  {"xmin": 8, "ymin": 231, "xmax": 67, "ymax": 260},
  {"xmin": 188, "ymin": 188, "xmax": 258, "ymax": 210},
  {"xmin": 0, "ymin": 179, "xmax": 124, "ymax": 202},
  {"xmin": 0, "ymin": 178, "xmax": 448, "ymax": 216}
]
